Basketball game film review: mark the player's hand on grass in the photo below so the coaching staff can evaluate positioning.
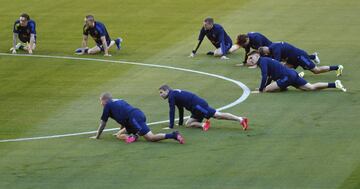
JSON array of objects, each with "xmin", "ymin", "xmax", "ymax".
[
  {"xmin": 28, "ymin": 49, "xmax": 33, "ymax": 54},
  {"xmin": 104, "ymin": 53, "xmax": 112, "ymax": 57},
  {"xmin": 11, "ymin": 49, "xmax": 17, "ymax": 54},
  {"xmin": 220, "ymin": 55, "xmax": 229, "ymax": 60},
  {"xmin": 189, "ymin": 52, "xmax": 195, "ymax": 58}
]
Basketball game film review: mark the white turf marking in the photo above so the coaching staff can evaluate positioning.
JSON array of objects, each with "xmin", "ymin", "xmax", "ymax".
[{"xmin": 0, "ymin": 53, "xmax": 250, "ymax": 143}]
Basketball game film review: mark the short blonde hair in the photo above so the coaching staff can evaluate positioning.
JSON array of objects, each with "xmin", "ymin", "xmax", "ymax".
[{"xmin": 100, "ymin": 92, "xmax": 112, "ymax": 100}]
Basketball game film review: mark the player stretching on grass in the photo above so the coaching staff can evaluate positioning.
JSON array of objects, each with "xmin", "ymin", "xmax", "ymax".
[
  {"xmin": 245, "ymin": 51, "xmax": 347, "ymax": 93},
  {"xmin": 75, "ymin": 15, "xmax": 122, "ymax": 56},
  {"xmin": 158, "ymin": 85, "xmax": 248, "ymax": 131},
  {"xmin": 91, "ymin": 92, "xmax": 184, "ymax": 144},
  {"xmin": 189, "ymin": 17, "xmax": 232, "ymax": 60},
  {"xmin": 229, "ymin": 32, "xmax": 273, "ymax": 64},
  {"xmin": 10, "ymin": 13, "xmax": 36, "ymax": 54},
  {"xmin": 258, "ymin": 42, "xmax": 343, "ymax": 77}
]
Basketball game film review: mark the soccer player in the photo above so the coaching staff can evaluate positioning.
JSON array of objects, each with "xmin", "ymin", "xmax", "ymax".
[
  {"xmin": 10, "ymin": 13, "xmax": 36, "ymax": 54},
  {"xmin": 158, "ymin": 85, "xmax": 248, "ymax": 131},
  {"xmin": 258, "ymin": 42, "xmax": 343, "ymax": 77},
  {"xmin": 91, "ymin": 92, "xmax": 185, "ymax": 144},
  {"xmin": 75, "ymin": 15, "xmax": 122, "ymax": 56},
  {"xmin": 189, "ymin": 17, "xmax": 232, "ymax": 59},
  {"xmin": 245, "ymin": 51, "xmax": 347, "ymax": 92},
  {"xmin": 229, "ymin": 32, "xmax": 273, "ymax": 64}
]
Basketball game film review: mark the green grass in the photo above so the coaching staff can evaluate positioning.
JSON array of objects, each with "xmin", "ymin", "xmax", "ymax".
[{"xmin": 0, "ymin": 0, "xmax": 360, "ymax": 188}]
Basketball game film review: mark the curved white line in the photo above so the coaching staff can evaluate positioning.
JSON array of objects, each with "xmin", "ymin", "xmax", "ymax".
[{"xmin": 0, "ymin": 53, "xmax": 250, "ymax": 142}]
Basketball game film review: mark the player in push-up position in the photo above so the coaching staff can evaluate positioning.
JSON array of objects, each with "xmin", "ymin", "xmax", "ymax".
[
  {"xmin": 189, "ymin": 17, "xmax": 232, "ymax": 60},
  {"xmin": 258, "ymin": 42, "xmax": 343, "ymax": 77},
  {"xmin": 245, "ymin": 51, "xmax": 347, "ymax": 93},
  {"xmin": 158, "ymin": 85, "xmax": 248, "ymax": 131},
  {"xmin": 229, "ymin": 32, "xmax": 273, "ymax": 64},
  {"xmin": 91, "ymin": 92, "xmax": 185, "ymax": 144},
  {"xmin": 10, "ymin": 13, "xmax": 36, "ymax": 54},
  {"xmin": 75, "ymin": 15, "xmax": 122, "ymax": 56}
]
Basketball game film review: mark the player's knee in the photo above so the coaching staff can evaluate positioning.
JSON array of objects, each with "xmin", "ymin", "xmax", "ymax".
[{"xmin": 311, "ymin": 68, "xmax": 321, "ymax": 74}]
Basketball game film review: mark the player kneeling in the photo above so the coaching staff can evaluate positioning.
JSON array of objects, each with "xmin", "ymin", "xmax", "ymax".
[
  {"xmin": 159, "ymin": 85, "xmax": 248, "ymax": 131},
  {"xmin": 245, "ymin": 51, "xmax": 347, "ymax": 93},
  {"xmin": 10, "ymin": 13, "xmax": 36, "ymax": 54},
  {"xmin": 90, "ymin": 92, "xmax": 184, "ymax": 144},
  {"xmin": 75, "ymin": 15, "xmax": 122, "ymax": 56}
]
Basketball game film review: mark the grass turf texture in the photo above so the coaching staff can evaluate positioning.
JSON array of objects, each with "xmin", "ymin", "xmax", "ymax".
[{"xmin": 0, "ymin": 0, "xmax": 360, "ymax": 188}]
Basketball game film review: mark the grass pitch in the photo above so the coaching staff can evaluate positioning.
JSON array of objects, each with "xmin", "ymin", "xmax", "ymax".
[{"xmin": 0, "ymin": 0, "xmax": 360, "ymax": 188}]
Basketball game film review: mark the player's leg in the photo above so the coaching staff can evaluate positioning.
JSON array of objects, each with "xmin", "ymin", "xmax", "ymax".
[
  {"xmin": 87, "ymin": 45, "xmax": 102, "ymax": 54},
  {"xmin": 142, "ymin": 131, "xmax": 184, "ymax": 144},
  {"xmin": 299, "ymin": 81, "xmax": 346, "ymax": 92},
  {"xmin": 213, "ymin": 111, "xmax": 249, "ymax": 130},
  {"xmin": 213, "ymin": 48, "xmax": 223, "ymax": 57},
  {"xmin": 114, "ymin": 127, "xmax": 127, "ymax": 139},
  {"xmin": 263, "ymin": 82, "xmax": 282, "ymax": 92},
  {"xmin": 185, "ymin": 117, "xmax": 203, "ymax": 128},
  {"xmin": 298, "ymin": 82, "xmax": 330, "ymax": 91},
  {"xmin": 130, "ymin": 110, "xmax": 184, "ymax": 143},
  {"xmin": 213, "ymin": 112, "xmax": 242, "ymax": 122},
  {"xmin": 107, "ymin": 40, "xmax": 115, "ymax": 49}
]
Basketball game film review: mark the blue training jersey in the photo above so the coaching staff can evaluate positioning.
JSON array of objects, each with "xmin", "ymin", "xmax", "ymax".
[
  {"xmin": 258, "ymin": 57, "xmax": 297, "ymax": 91},
  {"xmin": 101, "ymin": 99, "xmax": 138, "ymax": 125},
  {"xmin": 167, "ymin": 89, "xmax": 207, "ymax": 128},
  {"xmin": 269, "ymin": 42, "xmax": 308, "ymax": 63},
  {"xmin": 198, "ymin": 24, "xmax": 232, "ymax": 55},
  {"xmin": 13, "ymin": 19, "xmax": 36, "ymax": 42},
  {"xmin": 247, "ymin": 32, "xmax": 272, "ymax": 50},
  {"xmin": 83, "ymin": 21, "xmax": 111, "ymax": 45}
]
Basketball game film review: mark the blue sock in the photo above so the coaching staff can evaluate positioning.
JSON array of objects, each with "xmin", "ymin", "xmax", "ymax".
[
  {"xmin": 328, "ymin": 83, "xmax": 336, "ymax": 88},
  {"xmin": 309, "ymin": 55, "xmax": 315, "ymax": 60},
  {"xmin": 330, "ymin": 66, "xmax": 338, "ymax": 71},
  {"xmin": 165, "ymin": 133, "xmax": 175, "ymax": 139}
]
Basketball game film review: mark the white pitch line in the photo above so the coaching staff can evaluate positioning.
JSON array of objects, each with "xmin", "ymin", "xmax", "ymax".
[{"xmin": 0, "ymin": 53, "xmax": 250, "ymax": 143}]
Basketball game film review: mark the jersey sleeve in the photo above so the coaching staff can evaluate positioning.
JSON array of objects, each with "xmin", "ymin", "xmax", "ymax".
[
  {"xmin": 198, "ymin": 28, "xmax": 206, "ymax": 41},
  {"xmin": 168, "ymin": 94, "xmax": 176, "ymax": 128},
  {"xmin": 100, "ymin": 104, "xmax": 110, "ymax": 122},
  {"xmin": 259, "ymin": 61, "xmax": 268, "ymax": 92},
  {"xmin": 178, "ymin": 106, "xmax": 184, "ymax": 126},
  {"xmin": 217, "ymin": 28, "xmax": 226, "ymax": 56},
  {"xmin": 82, "ymin": 25, "xmax": 88, "ymax": 35},
  {"xmin": 29, "ymin": 22, "xmax": 36, "ymax": 34},
  {"xmin": 13, "ymin": 21, "xmax": 19, "ymax": 33}
]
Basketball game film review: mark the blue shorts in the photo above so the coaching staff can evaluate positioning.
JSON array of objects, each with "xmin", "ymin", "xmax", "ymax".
[
  {"xmin": 96, "ymin": 40, "xmax": 112, "ymax": 51},
  {"xmin": 191, "ymin": 103, "xmax": 216, "ymax": 122},
  {"xmin": 296, "ymin": 55, "xmax": 316, "ymax": 70},
  {"xmin": 125, "ymin": 109, "xmax": 150, "ymax": 136},
  {"xmin": 276, "ymin": 70, "xmax": 308, "ymax": 89}
]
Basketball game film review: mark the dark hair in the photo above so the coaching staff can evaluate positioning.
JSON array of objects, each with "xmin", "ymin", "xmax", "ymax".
[
  {"xmin": 236, "ymin": 34, "xmax": 249, "ymax": 46},
  {"xmin": 247, "ymin": 50, "xmax": 259, "ymax": 56},
  {"xmin": 159, "ymin": 84, "xmax": 172, "ymax": 91},
  {"xmin": 20, "ymin": 13, "xmax": 30, "ymax": 21},
  {"xmin": 204, "ymin": 17, "xmax": 214, "ymax": 24},
  {"xmin": 85, "ymin": 15, "xmax": 95, "ymax": 21},
  {"xmin": 258, "ymin": 47, "xmax": 268, "ymax": 56}
]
